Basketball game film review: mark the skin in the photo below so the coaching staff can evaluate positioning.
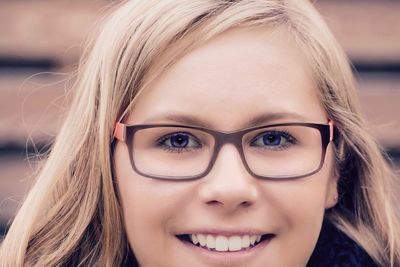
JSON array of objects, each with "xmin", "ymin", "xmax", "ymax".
[{"xmin": 113, "ymin": 27, "xmax": 338, "ymax": 267}]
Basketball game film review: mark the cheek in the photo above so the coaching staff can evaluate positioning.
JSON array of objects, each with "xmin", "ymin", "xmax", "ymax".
[
  {"xmin": 259, "ymin": 161, "xmax": 334, "ymax": 264},
  {"xmin": 113, "ymin": 144, "xmax": 165, "ymax": 261},
  {"xmin": 119, "ymin": 179, "xmax": 196, "ymax": 266},
  {"xmin": 114, "ymin": 144, "xmax": 194, "ymax": 264},
  {"xmin": 280, "ymin": 181, "xmax": 326, "ymax": 223},
  {"xmin": 118, "ymin": 176, "xmax": 189, "ymax": 235},
  {"xmin": 274, "ymin": 151, "xmax": 336, "ymax": 227},
  {"xmin": 264, "ymin": 153, "xmax": 334, "ymax": 222}
]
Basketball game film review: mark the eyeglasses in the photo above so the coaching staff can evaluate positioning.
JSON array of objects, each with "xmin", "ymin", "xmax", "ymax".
[{"xmin": 113, "ymin": 121, "xmax": 334, "ymax": 180}]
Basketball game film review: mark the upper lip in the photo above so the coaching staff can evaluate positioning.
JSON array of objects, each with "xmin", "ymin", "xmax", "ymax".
[{"xmin": 175, "ymin": 228, "xmax": 272, "ymax": 236}]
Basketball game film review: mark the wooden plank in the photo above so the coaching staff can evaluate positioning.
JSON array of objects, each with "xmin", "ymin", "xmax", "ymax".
[
  {"xmin": 358, "ymin": 76, "xmax": 400, "ymax": 149},
  {"xmin": 0, "ymin": 73, "xmax": 67, "ymax": 146},
  {"xmin": 0, "ymin": 73, "xmax": 399, "ymax": 148},
  {"xmin": 0, "ymin": 155, "xmax": 34, "ymax": 226},
  {"xmin": 0, "ymin": 0, "xmax": 110, "ymax": 65},
  {"xmin": 0, "ymin": 1, "xmax": 399, "ymax": 62},
  {"xmin": 315, "ymin": 0, "xmax": 400, "ymax": 62}
]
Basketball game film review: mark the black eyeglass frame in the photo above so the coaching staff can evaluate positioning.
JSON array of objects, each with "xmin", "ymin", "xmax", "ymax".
[{"xmin": 113, "ymin": 121, "xmax": 334, "ymax": 181}]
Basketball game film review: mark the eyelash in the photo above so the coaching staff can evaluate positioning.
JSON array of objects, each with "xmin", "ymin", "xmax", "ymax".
[
  {"xmin": 155, "ymin": 130, "xmax": 297, "ymax": 153},
  {"xmin": 249, "ymin": 130, "xmax": 297, "ymax": 151},
  {"xmin": 155, "ymin": 133, "xmax": 202, "ymax": 153}
]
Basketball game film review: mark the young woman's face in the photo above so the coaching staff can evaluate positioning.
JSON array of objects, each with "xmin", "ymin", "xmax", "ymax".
[{"xmin": 114, "ymin": 27, "xmax": 338, "ymax": 267}]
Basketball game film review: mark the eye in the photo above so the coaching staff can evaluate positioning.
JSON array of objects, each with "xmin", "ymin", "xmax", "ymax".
[
  {"xmin": 250, "ymin": 130, "xmax": 296, "ymax": 150},
  {"xmin": 156, "ymin": 132, "xmax": 202, "ymax": 153}
]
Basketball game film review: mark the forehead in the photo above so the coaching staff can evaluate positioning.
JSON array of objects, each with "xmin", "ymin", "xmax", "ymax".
[{"xmin": 127, "ymin": 27, "xmax": 327, "ymax": 131}]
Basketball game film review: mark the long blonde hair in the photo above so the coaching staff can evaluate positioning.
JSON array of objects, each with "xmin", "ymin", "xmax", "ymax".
[{"xmin": 1, "ymin": 0, "xmax": 399, "ymax": 266}]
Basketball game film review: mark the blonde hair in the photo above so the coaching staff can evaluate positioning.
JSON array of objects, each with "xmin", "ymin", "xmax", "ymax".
[{"xmin": 1, "ymin": 0, "xmax": 399, "ymax": 266}]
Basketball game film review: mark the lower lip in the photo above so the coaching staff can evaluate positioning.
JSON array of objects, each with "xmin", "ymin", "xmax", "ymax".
[{"xmin": 177, "ymin": 236, "xmax": 274, "ymax": 266}]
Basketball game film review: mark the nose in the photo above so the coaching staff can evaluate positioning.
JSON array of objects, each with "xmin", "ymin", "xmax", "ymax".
[{"xmin": 198, "ymin": 144, "xmax": 259, "ymax": 213}]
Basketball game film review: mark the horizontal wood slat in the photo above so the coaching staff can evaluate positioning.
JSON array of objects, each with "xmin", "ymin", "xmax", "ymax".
[{"xmin": 0, "ymin": 1, "xmax": 399, "ymax": 62}]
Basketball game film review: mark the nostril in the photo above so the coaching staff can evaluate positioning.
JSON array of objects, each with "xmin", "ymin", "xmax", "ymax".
[
  {"xmin": 207, "ymin": 200, "xmax": 223, "ymax": 206},
  {"xmin": 240, "ymin": 201, "xmax": 252, "ymax": 207},
  {"xmin": 206, "ymin": 200, "xmax": 253, "ymax": 209}
]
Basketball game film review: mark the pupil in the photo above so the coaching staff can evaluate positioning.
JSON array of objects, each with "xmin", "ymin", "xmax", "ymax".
[
  {"xmin": 171, "ymin": 134, "xmax": 188, "ymax": 147},
  {"xmin": 264, "ymin": 134, "xmax": 280, "ymax": 145}
]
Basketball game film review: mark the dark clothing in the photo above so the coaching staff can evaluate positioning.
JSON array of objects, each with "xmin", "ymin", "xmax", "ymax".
[{"xmin": 307, "ymin": 220, "xmax": 378, "ymax": 267}]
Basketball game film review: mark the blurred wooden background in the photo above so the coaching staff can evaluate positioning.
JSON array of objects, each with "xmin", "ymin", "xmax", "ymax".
[{"xmin": 1, "ymin": 0, "xmax": 400, "ymax": 237}]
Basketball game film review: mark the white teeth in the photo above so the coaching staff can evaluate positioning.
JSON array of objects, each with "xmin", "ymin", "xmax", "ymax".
[
  {"xmin": 197, "ymin": 234, "xmax": 206, "ymax": 246},
  {"xmin": 250, "ymin": 235, "xmax": 258, "ymax": 245},
  {"xmin": 241, "ymin": 235, "xmax": 250, "ymax": 248},
  {"xmin": 215, "ymin": 236, "xmax": 229, "ymax": 252},
  {"xmin": 189, "ymin": 233, "xmax": 264, "ymax": 251},
  {"xmin": 228, "ymin": 236, "xmax": 242, "ymax": 251},
  {"xmin": 206, "ymin": 235, "xmax": 216, "ymax": 249},
  {"xmin": 191, "ymin": 234, "xmax": 199, "ymax": 245}
]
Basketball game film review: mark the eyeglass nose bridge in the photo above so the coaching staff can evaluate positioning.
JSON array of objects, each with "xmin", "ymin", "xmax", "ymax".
[{"xmin": 205, "ymin": 130, "xmax": 255, "ymax": 179}]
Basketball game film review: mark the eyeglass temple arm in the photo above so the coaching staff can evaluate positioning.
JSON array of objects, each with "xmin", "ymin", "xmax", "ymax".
[
  {"xmin": 113, "ymin": 122, "xmax": 126, "ymax": 142},
  {"xmin": 328, "ymin": 120, "xmax": 334, "ymax": 142}
]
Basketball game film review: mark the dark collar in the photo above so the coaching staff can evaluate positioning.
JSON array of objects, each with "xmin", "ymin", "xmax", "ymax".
[{"xmin": 307, "ymin": 220, "xmax": 378, "ymax": 267}]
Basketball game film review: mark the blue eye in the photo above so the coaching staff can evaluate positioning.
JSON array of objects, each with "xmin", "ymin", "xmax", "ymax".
[
  {"xmin": 250, "ymin": 130, "xmax": 296, "ymax": 150},
  {"xmin": 156, "ymin": 132, "xmax": 202, "ymax": 153}
]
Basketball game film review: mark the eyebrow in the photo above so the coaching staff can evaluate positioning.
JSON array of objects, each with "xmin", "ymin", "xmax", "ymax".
[{"xmin": 142, "ymin": 111, "xmax": 307, "ymax": 129}]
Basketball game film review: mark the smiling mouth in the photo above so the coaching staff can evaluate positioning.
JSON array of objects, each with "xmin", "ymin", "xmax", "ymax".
[{"xmin": 176, "ymin": 233, "xmax": 275, "ymax": 252}]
